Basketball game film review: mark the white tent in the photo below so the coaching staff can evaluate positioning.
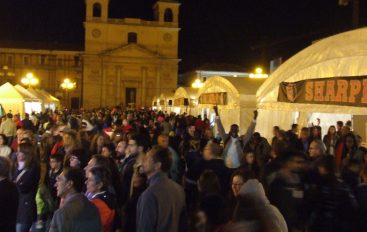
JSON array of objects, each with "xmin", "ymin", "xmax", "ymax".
[
  {"xmin": 35, "ymin": 89, "xmax": 60, "ymax": 111},
  {"xmin": 0, "ymin": 82, "xmax": 40, "ymax": 116},
  {"xmin": 14, "ymin": 85, "xmax": 42, "ymax": 114},
  {"xmin": 172, "ymin": 87, "xmax": 199, "ymax": 115},
  {"xmin": 197, "ymin": 76, "xmax": 265, "ymax": 134},
  {"xmin": 158, "ymin": 92, "xmax": 174, "ymax": 113},
  {"xmin": 256, "ymin": 28, "xmax": 367, "ymax": 141}
]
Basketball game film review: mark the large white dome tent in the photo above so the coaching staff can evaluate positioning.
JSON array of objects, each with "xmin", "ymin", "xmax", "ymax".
[{"xmin": 256, "ymin": 28, "xmax": 367, "ymax": 141}]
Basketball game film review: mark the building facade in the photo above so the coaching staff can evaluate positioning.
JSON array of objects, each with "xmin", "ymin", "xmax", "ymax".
[
  {"xmin": 0, "ymin": 0, "xmax": 180, "ymax": 109},
  {"xmin": 83, "ymin": 0, "xmax": 180, "ymax": 108},
  {"xmin": 0, "ymin": 47, "xmax": 83, "ymax": 108}
]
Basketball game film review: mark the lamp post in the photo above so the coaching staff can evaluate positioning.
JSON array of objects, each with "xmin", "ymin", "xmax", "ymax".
[
  {"xmin": 249, "ymin": 67, "xmax": 269, "ymax": 79},
  {"xmin": 0, "ymin": 65, "xmax": 15, "ymax": 85},
  {"xmin": 21, "ymin": 72, "xmax": 39, "ymax": 88},
  {"xmin": 60, "ymin": 78, "xmax": 76, "ymax": 109}
]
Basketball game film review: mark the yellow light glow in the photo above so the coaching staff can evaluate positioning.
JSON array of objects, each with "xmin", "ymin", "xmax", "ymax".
[
  {"xmin": 255, "ymin": 68, "xmax": 263, "ymax": 74},
  {"xmin": 61, "ymin": 78, "xmax": 76, "ymax": 90},
  {"xmin": 21, "ymin": 72, "xmax": 39, "ymax": 87},
  {"xmin": 249, "ymin": 67, "xmax": 268, "ymax": 79},
  {"xmin": 192, "ymin": 79, "xmax": 203, "ymax": 88}
]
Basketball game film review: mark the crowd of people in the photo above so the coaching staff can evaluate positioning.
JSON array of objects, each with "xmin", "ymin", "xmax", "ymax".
[{"xmin": 0, "ymin": 106, "xmax": 367, "ymax": 232}]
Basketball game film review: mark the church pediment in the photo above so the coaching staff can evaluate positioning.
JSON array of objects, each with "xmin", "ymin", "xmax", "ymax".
[{"xmin": 100, "ymin": 43, "xmax": 164, "ymax": 58}]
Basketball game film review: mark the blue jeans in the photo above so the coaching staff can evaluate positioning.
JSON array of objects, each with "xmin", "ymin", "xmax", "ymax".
[{"xmin": 16, "ymin": 223, "xmax": 32, "ymax": 232}]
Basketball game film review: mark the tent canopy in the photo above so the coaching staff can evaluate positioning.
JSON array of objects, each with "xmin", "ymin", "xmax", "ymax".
[
  {"xmin": 14, "ymin": 85, "xmax": 40, "ymax": 102},
  {"xmin": 0, "ymin": 82, "xmax": 26, "ymax": 100},
  {"xmin": 257, "ymin": 28, "xmax": 367, "ymax": 115},
  {"xmin": 173, "ymin": 87, "xmax": 198, "ymax": 100},
  {"xmin": 198, "ymin": 76, "xmax": 265, "ymax": 108}
]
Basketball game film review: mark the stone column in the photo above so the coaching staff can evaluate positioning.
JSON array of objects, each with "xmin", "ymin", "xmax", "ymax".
[
  {"xmin": 156, "ymin": 67, "xmax": 161, "ymax": 97},
  {"xmin": 116, "ymin": 66, "xmax": 122, "ymax": 105},
  {"xmin": 141, "ymin": 67, "xmax": 147, "ymax": 106}
]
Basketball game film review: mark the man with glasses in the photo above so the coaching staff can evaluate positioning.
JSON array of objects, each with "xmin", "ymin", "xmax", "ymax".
[{"xmin": 49, "ymin": 168, "xmax": 102, "ymax": 232}]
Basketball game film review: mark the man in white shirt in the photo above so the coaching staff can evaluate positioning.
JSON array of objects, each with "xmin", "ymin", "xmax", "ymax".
[{"xmin": 214, "ymin": 106, "xmax": 258, "ymax": 169}]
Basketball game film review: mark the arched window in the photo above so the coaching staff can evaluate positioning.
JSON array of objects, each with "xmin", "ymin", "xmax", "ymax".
[
  {"xmin": 164, "ymin": 8, "xmax": 173, "ymax": 22},
  {"xmin": 128, "ymin": 32, "xmax": 138, "ymax": 43},
  {"xmin": 93, "ymin": 3, "xmax": 102, "ymax": 17}
]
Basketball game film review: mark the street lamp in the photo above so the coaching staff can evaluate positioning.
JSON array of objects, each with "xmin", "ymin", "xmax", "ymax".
[
  {"xmin": 249, "ymin": 67, "xmax": 269, "ymax": 78},
  {"xmin": 21, "ymin": 72, "xmax": 39, "ymax": 88},
  {"xmin": 60, "ymin": 78, "xmax": 76, "ymax": 108},
  {"xmin": 191, "ymin": 78, "xmax": 204, "ymax": 89}
]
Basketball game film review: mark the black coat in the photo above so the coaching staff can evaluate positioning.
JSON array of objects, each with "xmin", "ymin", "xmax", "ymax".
[
  {"xmin": 12, "ymin": 163, "xmax": 40, "ymax": 224},
  {"xmin": 0, "ymin": 179, "xmax": 19, "ymax": 232}
]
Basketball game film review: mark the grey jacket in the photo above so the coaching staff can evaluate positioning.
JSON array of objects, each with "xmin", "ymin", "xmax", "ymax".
[
  {"xmin": 136, "ymin": 172, "xmax": 187, "ymax": 232},
  {"xmin": 49, "ymin": 193, "xmax": 102, "ymax": 232},
  {"xmin": 216, "ymin": 116, "xmax": 256, "ymax": 168}
]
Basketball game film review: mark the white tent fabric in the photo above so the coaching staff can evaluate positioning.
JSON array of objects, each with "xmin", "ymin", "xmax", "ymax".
[
  {"xmin": 255, "ymin": 28, "xmax": 367, "ymax": 140},
  {"xmin": 0, "ymin": 82, "xmax": 37, "ymax": 115},
  {"xmin": 172, "ymin": 87, "xmax": 199, "ymax": 115},
  {"xmin": 197, "ymin": 76, "xmax": 265, "ymax": 134},
  {"xmin": 37, "ymin": 89, "xmax": 61, "ymax": 110},
  {"xmin": 257, "ymin": 28, "xmax": 367, "ymax": 114}
]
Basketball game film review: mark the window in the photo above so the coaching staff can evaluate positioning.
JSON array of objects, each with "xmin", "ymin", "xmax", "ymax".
[
  {"xmin": 128, "ymin": 32, "xmax": 137, "ymax": 44},
  {"xmin": 164, "ymin": 8, "xmax": 173, "ymax": 22},
  {"xmin": 93, "ymin": 3, "xmax": 102, "ymax": 17},
  {"xmin": 6, "ymin": 55, "xmax": 13, "ymax": 65},
  {"xmin": 23, "ymin": 56, "xmax": 30, "ymax": 65},
  {"xmin": 39, "ymin": 55, "xmax": 46, "ymax": 65},
  {"xmin": 74, "ymin": 56, "xmax": 80, "ymax": 66},
  {"xmin": 57, "ymin": 58, "xmax": 63, "ymax": 67}
]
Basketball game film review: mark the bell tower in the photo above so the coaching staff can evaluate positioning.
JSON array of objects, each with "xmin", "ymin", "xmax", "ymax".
[
  {"xmin": 86, "ymin": 0, "xmax": 109, "ymax": 22},
  {"xmin": 153, "ymin": 0, "xmax": 180, "ymax": 25}
]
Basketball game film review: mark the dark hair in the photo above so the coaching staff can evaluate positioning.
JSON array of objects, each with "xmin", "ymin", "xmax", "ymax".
[
  {"xmin": 273, "ymin": 126, "xmax": 280, "ymax": 131},
  {"xmin": 315, "ymin": 155, "xmax": 336, "ymax": 175},
  {"xmin": 198, "ymin": 170, "xmax": 221, "ymax": 196},
  {"xmin": 231, "ymin": 170, "xmax": 253, "ymax": 184},
  {"xmin": 291, "ymin": 124, "xmax": 298, "ymax": 130},
  {"xmin": 130, "ymin": 134, "xmax": 150, "ymax": 152},
  {"xmin": 205, "ymin": 142, "xmax": 222, "ymax": 158},
  {"xmin": 150, "ymin": 145, "xmax": 172, "ymax": 172},
  {"xmin": 89, "ymin": 166, "xmax": 110, "ymax": 191},
  {"xmin": 63, "ymin": 168, "xmax": 85, "ymax": 193},
  {"xmin": 0, "ymin": 156, "xmax": 10, "ymax": 178},
  {"xmin": 0, "ymin": 134, "xmax": 8, "ymax": 145},
  {"xmin": 6, "ymin": 113, "xmax": 12, "ymax": 119},
  {"xmin": 301, "ymin": 127, "xmax": 309, "ymax": 133},
  {"xmin": 18, "ymin": 142, "xmax": 37, "ymax": 168},
  {"xmin": 337, "ymin": 121, "xmax": 344, "ymax": 127},
  {"xmin": 50, "ymin": 153, "xmax": 64, "ymax": 163},
  {"xmin": 91, "ymin": 154, "xmax": 110, "ymax": 169}
]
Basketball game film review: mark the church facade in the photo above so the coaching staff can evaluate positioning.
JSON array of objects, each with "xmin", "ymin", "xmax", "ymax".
[
  {"xmin": 83, "ymin": 0, "xmax": 180, "ymax": 108},
  {"xmin": 0, "ymin": 0, "xmax": 180, "ymax": 109}
]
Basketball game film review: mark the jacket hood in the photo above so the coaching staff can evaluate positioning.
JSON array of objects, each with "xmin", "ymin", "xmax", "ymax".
[{"xmin": 239, "ymin": 179, "xmax": 269, "ymax": 206}]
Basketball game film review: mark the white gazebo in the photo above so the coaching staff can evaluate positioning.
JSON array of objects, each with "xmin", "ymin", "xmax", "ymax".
[
  {"xmin": 256, "ymin": 28, "xmax": 367, "ymax": 141},
  {"xmin": 197, "ymin": 76, "xmax": 265, "ymax": 134},
  {"xmin": 172, "ymin": 87, "xmax": 199, "ymax": 115}
]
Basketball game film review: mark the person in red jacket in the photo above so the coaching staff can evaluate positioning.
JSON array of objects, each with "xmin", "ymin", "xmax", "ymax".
[{"xmin": 85, "ymin": 166, "xmax": 116, "ymax": 232}]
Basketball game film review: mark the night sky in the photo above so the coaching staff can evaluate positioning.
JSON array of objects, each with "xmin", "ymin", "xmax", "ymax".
[{"xmin": 0, "ymin": 0, "xmax": 366, "ymax": 73}]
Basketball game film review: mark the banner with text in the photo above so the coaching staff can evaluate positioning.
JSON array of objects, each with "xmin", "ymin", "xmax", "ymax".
[
  {"xmin": 278, "ymin": 76, "xmax": 367, "ymax": 107},
  {"xmin": 199, "ymin": 92, "xmax": 227, "ymax": 105},
  {"xmin": 174, "ymin": 98, "xmax": 188, "ymax": 106}
]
